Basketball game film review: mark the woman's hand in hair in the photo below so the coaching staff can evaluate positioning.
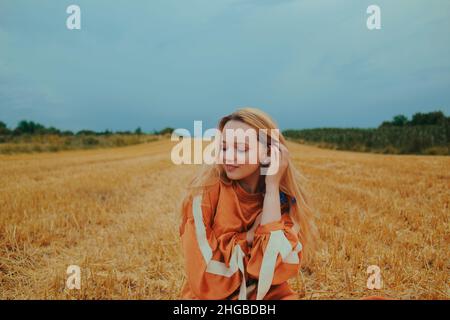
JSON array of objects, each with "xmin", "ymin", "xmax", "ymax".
[{"xmin": 264, "ymin": 142, "xmax": 290, "ymax": 188}]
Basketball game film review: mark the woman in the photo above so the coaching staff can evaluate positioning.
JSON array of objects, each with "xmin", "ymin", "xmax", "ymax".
[{"xmin": 178, "ymin": 107, "xmax": 318, "ymax": 300}]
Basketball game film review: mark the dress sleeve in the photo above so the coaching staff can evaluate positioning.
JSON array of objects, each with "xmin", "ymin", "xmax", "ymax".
[
  {"xmin": 246, "ymin": 212, "xmax": 303, "ymax": 300},
  {"xmin": 179, "ymin": 189, "xmax": 251, "ymax": 300}
]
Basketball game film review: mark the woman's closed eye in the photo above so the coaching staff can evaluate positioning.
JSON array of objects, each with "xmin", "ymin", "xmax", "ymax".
[{"xmin": 221, "ymin": 144, "xmax": 248, "ymax": 153}]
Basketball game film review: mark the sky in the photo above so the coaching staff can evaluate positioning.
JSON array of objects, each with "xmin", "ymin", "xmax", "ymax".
[{"xmin": 0, "ymin": 0, "xmax": 449, "ymax": 133}]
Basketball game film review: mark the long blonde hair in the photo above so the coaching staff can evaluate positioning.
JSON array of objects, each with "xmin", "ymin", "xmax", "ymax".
[{"xmin": 180, "ymin": 107, "xmax": 318, "ymax": 264}]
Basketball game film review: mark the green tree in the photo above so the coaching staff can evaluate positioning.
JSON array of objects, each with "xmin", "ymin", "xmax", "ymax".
[
  {"xmin": 14, "ymin": 120, "xmax": 46, "ymax": 135},
  {"xmin": 61, "ymin": 130, "xmax": 74, "ymax": 136},
  {"xmin": 392, "ymin": 114, "xmax": 409, "ymax": 126},
  {"xmin": 157, "ymin": 127, "xmax": 174, "ymax": 135},
  {"xmin": 411, "ymin": 111, "xmax": 446, "ymax": 126},
  {"xmin": 378, "ymin": 121, "xmax": 393, "ymax": 128},
  {"xmin": 46, "ymin": 126, "xmax": 61, "ymax": 135},
  {"xmin": 101, "ymin": 129, "xmax": 113, "ymax": 135},
  {"xmin": 134, "ymin": 127, "xmax": 143, "ymax": 135},
  {"xmin": 0, "ymin": 121, "xmax": 10, "ymax": 135}
]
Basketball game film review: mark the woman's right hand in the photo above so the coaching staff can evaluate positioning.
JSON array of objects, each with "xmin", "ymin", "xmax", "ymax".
[{"xmin": 264, "ymin": 142, "xmax": 290, "ymax": 188}]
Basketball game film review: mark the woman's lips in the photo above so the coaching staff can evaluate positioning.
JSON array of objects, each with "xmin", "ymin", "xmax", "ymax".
[{"xmin": 224, "ymin": 164, "xmax": 240, "ymax": 172}]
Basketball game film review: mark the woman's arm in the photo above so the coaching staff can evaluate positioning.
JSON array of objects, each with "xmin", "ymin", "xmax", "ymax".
[
  {"xmin": 260, "ymin": 137, "xmax": 288, "ymax": 225},
  {"xmin": 260, "ymin": 182, "xmax": 282, "ymax": 224},
  {"xmin": 246, "ymin": 141, "xmax": 289, "ymax": 244},
  {"xmin": 246, "ymin": 142, "xmax": 304, "ymax": 300}
]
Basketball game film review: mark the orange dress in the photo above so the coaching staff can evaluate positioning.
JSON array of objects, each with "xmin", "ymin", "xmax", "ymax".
[{"xmin": 179, "ymin": 178, "xmax": 303, "ymax": 300}]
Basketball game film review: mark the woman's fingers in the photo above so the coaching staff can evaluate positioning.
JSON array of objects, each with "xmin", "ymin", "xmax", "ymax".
[{"xmin": 273, "ymin": 143, "xmax": 289, "ymax": 172}]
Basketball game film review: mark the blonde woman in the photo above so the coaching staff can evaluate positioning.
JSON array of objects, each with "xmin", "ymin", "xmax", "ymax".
[{"xmin": 178, "ymin": 107, "xmax": 317, "ymax": 300}]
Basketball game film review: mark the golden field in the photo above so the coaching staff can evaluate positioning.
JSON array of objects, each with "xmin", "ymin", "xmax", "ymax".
[{"xmin": 0, "ymin": 139, "xmax": 448, "ymax": 299}]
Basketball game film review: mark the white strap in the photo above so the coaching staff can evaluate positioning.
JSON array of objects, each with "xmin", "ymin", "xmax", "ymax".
[{"xmin": 256, "ymin": 230, "xmax": 302, "ymax": 300}]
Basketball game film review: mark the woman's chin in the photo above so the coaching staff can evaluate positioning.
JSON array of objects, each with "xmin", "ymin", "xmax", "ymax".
[{"xmin": 225, "ymin": 171, "xmax": 242, "ymax": 180}]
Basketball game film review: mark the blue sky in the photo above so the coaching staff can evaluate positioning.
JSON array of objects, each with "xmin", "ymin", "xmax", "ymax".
[{"xmin": 0, "ymin": 0, "xmax": 449, "ymax": 133}]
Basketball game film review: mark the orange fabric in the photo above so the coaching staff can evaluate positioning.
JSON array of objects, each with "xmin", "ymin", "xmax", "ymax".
[{"xmin": 179, "ymin": 178, "xmax": 302, "ymax": 300}]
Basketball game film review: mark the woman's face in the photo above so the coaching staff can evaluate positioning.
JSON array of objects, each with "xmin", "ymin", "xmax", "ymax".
[{"xmin": 219, "ymin": 120, "xmax": 267, "ymax": 180}]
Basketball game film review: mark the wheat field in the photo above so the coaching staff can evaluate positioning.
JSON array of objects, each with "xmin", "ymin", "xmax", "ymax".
[{"xmin": 0, "ymin": 139, "xmax": 448, "ymax": 299}]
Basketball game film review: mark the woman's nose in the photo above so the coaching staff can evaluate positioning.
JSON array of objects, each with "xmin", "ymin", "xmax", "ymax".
[{"xmin": 224, "ymin": 148, "xmax": 236, "ymax": 164}]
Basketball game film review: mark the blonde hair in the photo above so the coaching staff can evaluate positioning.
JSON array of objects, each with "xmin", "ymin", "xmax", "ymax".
[{"xmin": 180, "ymin": 107, "xmax": 318, "ymax": 264}]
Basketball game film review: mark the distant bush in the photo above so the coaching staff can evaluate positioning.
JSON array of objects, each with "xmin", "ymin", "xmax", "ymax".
[
  {"xmin": 284, "ymin": 125, "xmax": 449, "ymax": 155},
  {"xmin": 0, "ymin": 121, "xmax": 10, "ymax": 135},
  {"xmin": 76, "ymin": 130, "xmax": 97, "ymax": 136},
  {"xmin": 82, "ymin": 137, "xmax": 100, "ymax": 146},
  {"xmin": 114, "ymin": 137, "xmax": 126, "ymax": 147},
  {"xmin": 284, "ymin": 110, "xmax": 449, "ymax": 155},
  {"xmin": 154, "ymin": 127, "xmax": 174, "ymax": 135},
  {"xmin": 0, "ymin": 118, "xmax": 168, "ymax": 154},
  {"xmin": 379, "ymin": 111, "xmax": 449, "ymax": 127},
  {"xmin": 0, "ymin": 134, "xmax": 160, "ymax": 154}
]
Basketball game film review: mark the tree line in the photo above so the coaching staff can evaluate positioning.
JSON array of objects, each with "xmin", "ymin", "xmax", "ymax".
[
  {"xmin": 378, "ymin": 111, "xmax": 448, "ymax": 127},
  {"xmin": 0, "ymin": 120, "xmax": 174, "ymax": 137},
  {"xmin": 1, "ymin": 111, "xmax": 448, "ymax": 155},
  {"xmin": 283, "ymin": 110, "xmax": 449, "ymax": 155}
]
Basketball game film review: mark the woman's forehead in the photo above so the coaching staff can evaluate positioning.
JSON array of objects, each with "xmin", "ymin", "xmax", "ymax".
[
  {"xmin": 220, "ymin": 131, "xmax": 265, "ymax": 146},
  {"xmin": 222, "ymin": 119, "xmax": 254, "ymax": 131},
  {"xmin": 221, "ymin": 120, "xmax": 269, "ymax": 144}
]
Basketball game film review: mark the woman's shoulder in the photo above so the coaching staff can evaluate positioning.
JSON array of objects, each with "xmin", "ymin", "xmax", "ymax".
[
  {"xmin": 203, "ymin": 179, "xmax": 222, "ymax": 195},
  {"xmin": 202, "ymin": 179, "xmax": 223, "ymax": 207},
  {"xmin": 183, "ymin": 179, "xmax": 222, "ymax": 211}
]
